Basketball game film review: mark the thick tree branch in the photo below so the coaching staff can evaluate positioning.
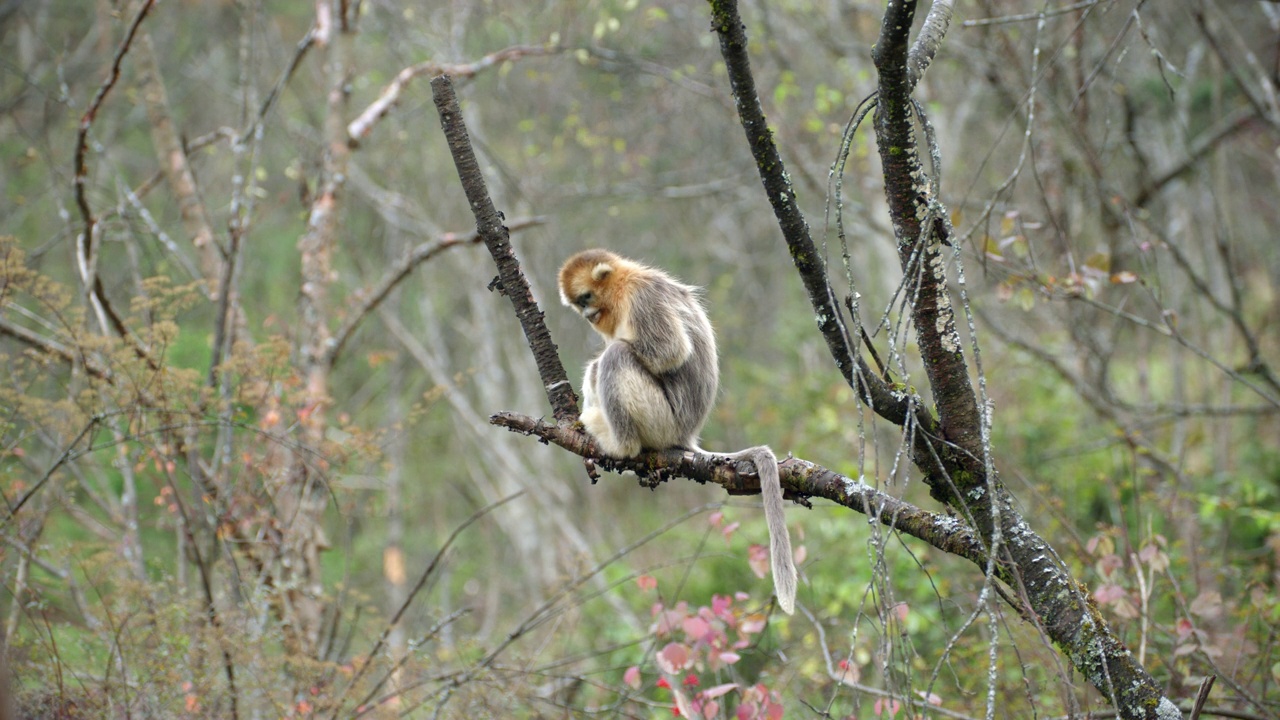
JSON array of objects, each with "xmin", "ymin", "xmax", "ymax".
[
  {"xmin": 873, "ymin": 0, "xmax": 983, "ymax": 470},
  {"xmin": 706, "ymin": 0, "xmax": 916, "ymax": 431},
  {"xmin": 430, "ymin": 75, "xmax": 578, "ymax": 423},
  {"xmin": 491, "ymin": 410, "xmax": 995, "ymax": 572}
]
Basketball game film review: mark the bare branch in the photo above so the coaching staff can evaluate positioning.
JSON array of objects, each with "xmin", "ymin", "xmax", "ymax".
[
  {"xmin": 872, "ymin": 0, "xmax": 983, "ymax": 467},
  {"xmin": 491, "ymin": 411, "xmax": 994, "ymax": 570},
  {"xmin": 961, "ymin": 0, "xmax": 1101, "ymax": 28},
  {"xmin": 0, "ymin": 317, "xmax": 113, "ymax": 382},
  {"xmin": 907, "ymin": 0, "xmax": 955, "ymax": 91},
  {"xmin": 430, "ymin": 74, "xmax": 578, "ymax": 423},
  {"xmin": 73, "ymin": 0, "xmax": 157, "ymax": 340},
  {"xmin": 325, "ymin": 216, "xmax": 547, "ymax": 369},
  {"xmin": 137, "ymin": 32, "xmax": 220, "ymax": 283},
  {"xmin": 349, "ymin": 45, "xmax": 558, "ymax": 145},
  {"xmin": 330, "ymin": 493, "xmax": 522, "ymax": 719},
  {"xmin": 1131, "ymin": 104, "xmax": 1257, "ymax": 208},
  {"xmin": 705, "ymin": 1, "xmax": 1182, "ymax": 717},
  {"xmin": 240, "ymin": 26, "xmax": 318, "ymax": 145}
]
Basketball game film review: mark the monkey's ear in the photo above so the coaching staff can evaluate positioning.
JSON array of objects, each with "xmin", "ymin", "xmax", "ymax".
[{"xmin": 591, "ymin": 263, "xmax": 613, "ymax": 282}]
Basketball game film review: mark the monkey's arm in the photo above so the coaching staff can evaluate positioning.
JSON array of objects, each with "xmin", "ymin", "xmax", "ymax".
[{"xmin": 625, "ymin": 282, "xmax": 694, "ymax": 374}]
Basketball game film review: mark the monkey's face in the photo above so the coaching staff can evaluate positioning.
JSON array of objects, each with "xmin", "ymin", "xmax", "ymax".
[{"xmin": 559, "ymin": 249, "xmax": 627, "ymax": 339}]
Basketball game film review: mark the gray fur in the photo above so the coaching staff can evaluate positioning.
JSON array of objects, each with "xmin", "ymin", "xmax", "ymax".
[{"xmin": 606, "ymin": 275, "xmax": 718, "ymax": 450}]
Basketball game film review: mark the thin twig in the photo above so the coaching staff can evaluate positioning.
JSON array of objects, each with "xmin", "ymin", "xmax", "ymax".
[
  {"xmin": 962, "ymin": 0, "xmax": 1102, "ymax": 27},
  {"xmin": 348, "ymin": 45, "xmax": 557, "ymax": 144},
  {"xmin": 324, "ymin": 216, "xmax": 546, "ymax": 368},
  {"xmin": 329, "ymin": 493, "xmax": 523, "ymax": 719},
  {"xmin": 72, "ymin": 0, "xmax": 157, "ymax": 340}
]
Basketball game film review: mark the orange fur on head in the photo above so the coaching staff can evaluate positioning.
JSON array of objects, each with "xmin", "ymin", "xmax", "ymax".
[{"xmin": 558, "ymin": 249, "xmax": 642, "ymax": 340}]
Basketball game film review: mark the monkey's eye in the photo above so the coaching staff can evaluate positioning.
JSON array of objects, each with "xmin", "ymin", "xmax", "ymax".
[{"xmin": 574, "ymin": 292, "xmax": 594, "ymax": 308}]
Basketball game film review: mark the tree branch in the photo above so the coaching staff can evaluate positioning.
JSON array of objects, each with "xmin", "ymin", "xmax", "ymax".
[
  {"xmin": 706, "ymin": 0, "xmax": 916, "ymax": 431},
  {"xmin": 907, "ymin": 0, "xmax": 955, "ymax": 91},
  {"xmin": 73, "ymin": 0, "xmax": 156, "ymax": 343},
  {"xmin": 430, "ymin": 75, "xmax": 578, "ymax": 423},
  {"xmin": 349, "ymin": 46, "xmax": 558, "ymax": 145},
  {"xmin": 873, "ymin": 0, "xmax": 983, "ymax": 470},
  {"xmin": 324, "ymin": 216, "xmax": 547, "ymax": 369},
  {"xmin": 491, "ymin": 410, "xmax": 995, "ymax": 572}
]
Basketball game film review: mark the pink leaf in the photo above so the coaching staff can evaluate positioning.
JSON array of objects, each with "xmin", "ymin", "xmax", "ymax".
[
  {"xmin": 683, "ymin": 615, "xmax": 712, "ymax": 641},
  {"xmin": 712, "ymin": 594, "xmax": 732, "ymax": 617},
  {"xmin": 793, "ymin": 544, "xmax": 807, "ymax": 566},
  {"xmin": 893, "ymin": 603, "xmax": 909, "ymax": 622},
  {"xmin": 1096, "ymin": 553, "xmax": 1124, "ymax": 579},
  {"xmin": 747, "ymin": 544, "xmax": 769, "ymax": 579},
  {"xmin": 764, "ymin": 695, "xmax": 784, "ymax": 720},
  {"xmin": 703, "ymin": 683, "xmax": 739, "ymax": 700},
  {"xmin": 1094, "ymin": 583, "xmax": 1127, "ymax": 604},
  {"xmin": 624, "ymin": 665, "xmax": 642, "ymax": 690},
  {"xmin": 874, "ymin": 698, "xmax": 901, "ymax": 717},
  {"xmin": 709, "ymin": 511, "xmax": 724, "ymax": 526},
  {"xmin": 718, "ymin": 651, "xmax": 741, "ymax": 665},
  {"xmin": 637, "ymin": 575, "xmax": 658, "ymax": 591},
  {"xmin": 657, "ymin": 642, "xmax": 693, "ymax": 674},
  {"xmin": 916, "ymin": 690, "xmax": 942, "ymax": 705},
  {"xmin": 703, "ymin": 700, "xmax": 720, "ymax": 718},
  {"xmin": 721, "ymin": 521, "xmax": 740, "ymax": 541}
]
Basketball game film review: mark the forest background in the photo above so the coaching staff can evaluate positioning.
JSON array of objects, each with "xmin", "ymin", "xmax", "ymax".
[{"xmin": 1, "ymin": 0, "xmax": 1279, "ymax": 718}]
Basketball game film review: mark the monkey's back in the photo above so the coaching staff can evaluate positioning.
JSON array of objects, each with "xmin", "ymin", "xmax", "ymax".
[{"xmin": 626, "ymin": 275, "xmax": 719, "ymax": 449}]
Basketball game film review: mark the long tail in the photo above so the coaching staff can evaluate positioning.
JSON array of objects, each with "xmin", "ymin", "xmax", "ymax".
[{"xmin": 738, "ymin": 446, "xmax": 796, "ymax": 615}]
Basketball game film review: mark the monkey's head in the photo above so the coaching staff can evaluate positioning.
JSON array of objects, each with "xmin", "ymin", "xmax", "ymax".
[{"xmin": 558, "ymin": 249, "xmax": 637, "ymax": 339}]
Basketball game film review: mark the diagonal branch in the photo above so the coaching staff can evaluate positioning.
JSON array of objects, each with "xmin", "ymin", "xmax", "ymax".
[
  {"xmin": 907, "ymin": 0, "xmax": 955, "ymax": 91},
  {"xmin": 349, "ymin": 45, "xmax": 559, "ymax": 145},
  {"xmin": 430, "ymin": 74, "xmax": 578, "ymax": 423},
  {"xmin": 0, "ymin": 317, "xmax": 112, "ymax": 383},
  {"xmin": 324, "ymin": 216, "xmax": 547, "ymax": 369},
  {"xmin": 872, "ymin": 0, "xmax": 982, "ymax": 468},
  {"xmin": 73, "ymin": 0, "xmax": 157, "ymax": 342}
]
